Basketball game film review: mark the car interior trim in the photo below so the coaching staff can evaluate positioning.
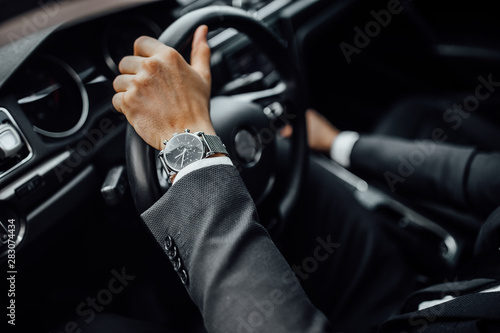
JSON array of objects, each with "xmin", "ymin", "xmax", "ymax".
[
  {"xmin": 208, "ymin": 0, "xmax": 291, "ymax": 49},
  {"xmin": 0, "ymin": 150, "xmax": 70, "ymax": 200}
]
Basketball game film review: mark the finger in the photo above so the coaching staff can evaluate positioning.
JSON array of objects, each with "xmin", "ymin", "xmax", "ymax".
[
  {"xmin": 134, "ymin": 35, "xmax": 166, "ymax": 57},
  {"xmin": 113, "ymin": 74, "xmax": 134, "ymax": 93},
  {"xmin": 112, "ymin": 92, "xmax": 124, "ymax": 113},
  {"xmin": 118, "ymin": 56, "xmax": 143, "ymax": 74},
  {"xmin": 190, "ymin": 25, "xmax": 211, "ymax": 83},
  {"xmin": 280, "ymin": 124, "xmax": 293, "ymax": 138}
]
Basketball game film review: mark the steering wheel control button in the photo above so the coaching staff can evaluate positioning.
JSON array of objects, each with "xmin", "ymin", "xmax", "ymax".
[
  {"xmin": 234, "ymin": 129, "xmax": 261, "ymax": 164},
  {"xmin": 263, "ymin": 102, "xmax": 284, "ymax": 120},
  {"xmin": 0, "ymin": 124, "xmax": 22, "ymax": 160}
]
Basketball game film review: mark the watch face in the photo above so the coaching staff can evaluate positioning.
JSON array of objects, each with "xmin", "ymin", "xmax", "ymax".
[{"xmin": 164, "ymin": 133, "xmax": 204, "ymax": 171}]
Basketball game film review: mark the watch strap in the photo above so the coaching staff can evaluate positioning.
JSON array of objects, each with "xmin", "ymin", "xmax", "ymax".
[{"xmin": 201, "ymin": 134, "xmax": 229, "ymax": 157}]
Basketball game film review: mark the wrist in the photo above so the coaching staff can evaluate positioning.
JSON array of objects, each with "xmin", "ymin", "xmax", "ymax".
[{"xmin": 207, "ymin": 153, "xmax": 226, "ymax": 158}]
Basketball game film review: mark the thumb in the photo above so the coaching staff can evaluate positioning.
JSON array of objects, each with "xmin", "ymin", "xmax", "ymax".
[{"xmin": 191, "ymin": 25, "xmax": 211, "ymax": 84}]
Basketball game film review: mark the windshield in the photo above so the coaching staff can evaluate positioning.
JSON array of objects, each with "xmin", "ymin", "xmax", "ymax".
[
  {"xmin": 0, "ymin": 0, "xmax": 161, "ymax": 47},
  {"xmin": 0, "ymin": 0, "xmax": 42, "ymax": 24},
  {"xmin": 0, "ymin": 0, "xmax": 281, "ymax": 47}
]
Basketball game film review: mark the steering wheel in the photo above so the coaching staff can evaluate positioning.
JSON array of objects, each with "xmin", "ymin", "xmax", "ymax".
[{"xmin": 126, "ymin": 6, "xmax": 307, "ymax": 232}]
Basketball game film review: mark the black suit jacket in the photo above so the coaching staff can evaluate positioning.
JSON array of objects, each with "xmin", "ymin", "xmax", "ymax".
[{"xmin": 141, "ymin": 136, "xmax": 500, "ymax": 332}]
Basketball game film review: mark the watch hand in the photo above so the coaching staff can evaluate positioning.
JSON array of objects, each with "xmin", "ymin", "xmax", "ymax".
[
  {"xmin": 181, "ymin": 149, "xmax": 186, "ymax": 168},
  {"xmin": 175, "ymin": 149, "xmax": 187, "ymax": 159}
]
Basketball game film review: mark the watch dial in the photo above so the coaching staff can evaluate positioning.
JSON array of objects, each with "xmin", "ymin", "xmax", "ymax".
[{"xmin": 164, "ymin": 133, "xmax": 204, "ymax": 171}]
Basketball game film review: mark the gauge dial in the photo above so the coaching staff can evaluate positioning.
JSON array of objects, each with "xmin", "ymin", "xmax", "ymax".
[{"xmin": 15, "ymin": 56, "xmax": 88, "ymax": 138}]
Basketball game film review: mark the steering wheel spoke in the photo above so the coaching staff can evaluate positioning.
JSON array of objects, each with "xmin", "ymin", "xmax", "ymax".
[{"xmin": 229, "ymin": 81, "xmax": 287, "ymax": 104}]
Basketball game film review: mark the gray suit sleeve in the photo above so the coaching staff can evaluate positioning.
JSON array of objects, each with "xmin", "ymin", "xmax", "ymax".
[
  {"xmin": 350, "ymin": 135, "xmax": 476, "ymax": 209},
  {"xmin": 465, "ymin": 152, "xmax": 500, "ymax": 218},
  {"xmin": 141, "ymin": 165, "xmax": 333, "ymax": 333},
  {"xmin": 350, "ymin": 135, "xmax": 500, "ymax": 217}
]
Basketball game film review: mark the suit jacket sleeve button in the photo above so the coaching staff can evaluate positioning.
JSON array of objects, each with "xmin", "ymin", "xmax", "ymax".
[
  {"xmin": 167, "ymin": 245, "xmax": 178, "ymax": 260},
  {"xmin": 164, "ymin": 235, "xmax": 173, "ymax": 251},
  {"xmin": 179, "ymin": 269, "xmax": 189, "ymax": 285},
  {"xmin": 173, "ymin": 257, "xmax": 182, "ymax": 272}
]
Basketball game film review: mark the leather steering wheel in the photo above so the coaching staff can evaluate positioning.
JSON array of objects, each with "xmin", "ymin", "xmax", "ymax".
[{"xmin": 126, "ymin": 6, "xmax": 307, "ymax": 232}]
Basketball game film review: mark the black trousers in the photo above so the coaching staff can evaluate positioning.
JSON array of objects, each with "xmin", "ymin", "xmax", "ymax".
[{"xmin": 278, "ymin": 155, "xmax": 421, "ymax": 333}]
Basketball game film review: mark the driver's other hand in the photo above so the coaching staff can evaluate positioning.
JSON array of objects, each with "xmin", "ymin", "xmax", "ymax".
[
  {"xmin": 280, "ymin": 109, "xmax": 340, "ymax": 154},
  {"xmin": 112, "ymin": 25, "xmax": 214, "ymax": 150},
  {"xmin": 305, "ymin": 109, "xmax": 340, "ymax": 153}
]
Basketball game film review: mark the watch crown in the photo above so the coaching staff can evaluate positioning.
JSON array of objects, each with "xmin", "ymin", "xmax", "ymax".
[
  {"xmin": 185, "ymin": 129, "xmax": 190, "ymax": 133},
  {"xmin": 163, "ymin": 140, "xmax": 168, "ymax": 145}
]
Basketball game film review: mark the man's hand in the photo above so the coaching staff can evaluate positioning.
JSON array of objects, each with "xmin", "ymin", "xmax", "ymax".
[
  {"xmin": 112, "ymin": 25, "xmax": 214, "ymax": 150},
  {"xmin": 280, "ymin": 109, "xmax": 340, "ymax": 153},
  {"xmin": 305, "ymin": 109, "xmax": 340, "ymax": 153}
]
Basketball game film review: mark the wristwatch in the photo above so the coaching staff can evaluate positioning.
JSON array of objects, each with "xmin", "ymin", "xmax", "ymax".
[{"xmin": 158, "ymin": 129, "xmax": 228, "ymax": 182}]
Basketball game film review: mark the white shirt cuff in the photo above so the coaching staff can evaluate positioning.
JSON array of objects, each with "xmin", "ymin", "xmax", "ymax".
[
  {"xmin": 172, "ymin": 156, "xmax": 233, "ymax": 185},
  {"xmin": 329, "ymin": 131, "xmax": 360, "ymax": 168},
  {"xmin": 418, "ymin": 283, "xmax": 500, "ymax": 311}
]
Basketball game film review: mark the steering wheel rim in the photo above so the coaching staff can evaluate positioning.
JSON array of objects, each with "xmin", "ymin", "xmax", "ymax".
[{"xmin": 126, "ymin": 6, "xmax": 307, "ymax": 230}]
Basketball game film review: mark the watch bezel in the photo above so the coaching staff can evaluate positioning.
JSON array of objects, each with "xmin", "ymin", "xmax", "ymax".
[{"xmin": 162, "ymin": 132, "xmax": 205, "ymax": 173}]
